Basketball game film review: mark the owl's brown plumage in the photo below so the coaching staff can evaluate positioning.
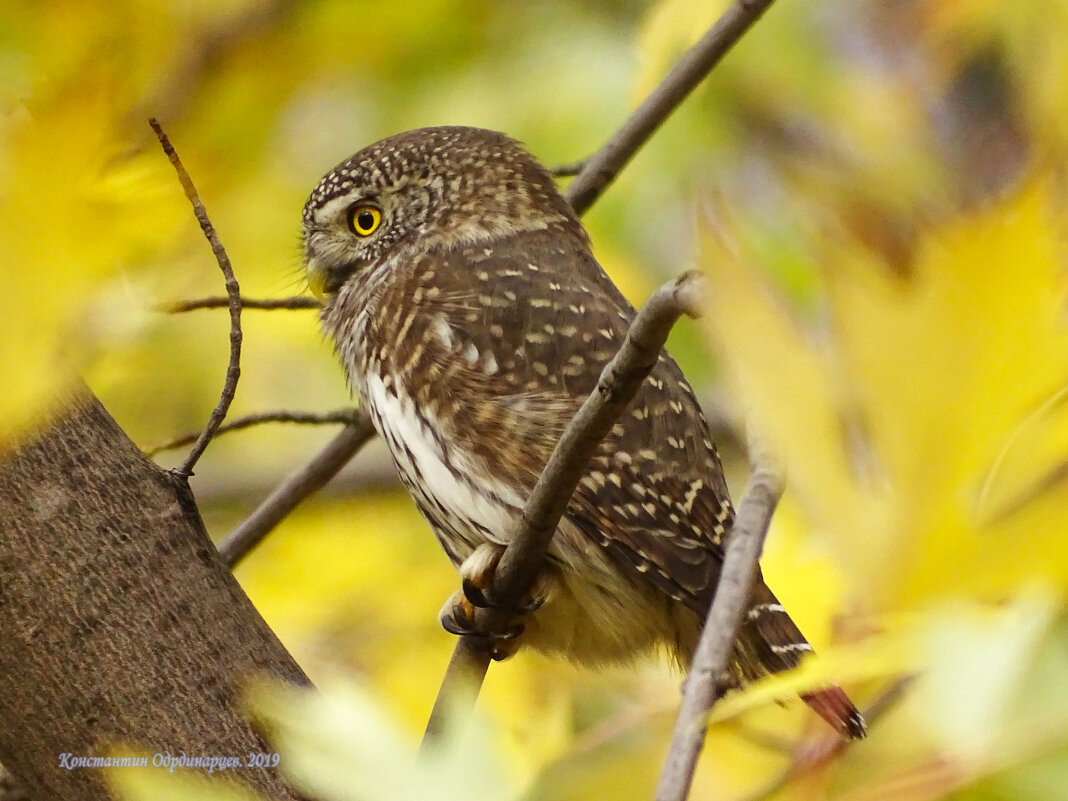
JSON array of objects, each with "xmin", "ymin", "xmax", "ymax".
[{"xmin": 302, "ymin": 126, "xmax": 864, "ymax": 738}]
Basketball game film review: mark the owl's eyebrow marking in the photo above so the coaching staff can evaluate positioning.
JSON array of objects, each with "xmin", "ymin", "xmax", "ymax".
[{"xmin": 314, "ymin": 193, "xmax": 370, "ymax": 222}]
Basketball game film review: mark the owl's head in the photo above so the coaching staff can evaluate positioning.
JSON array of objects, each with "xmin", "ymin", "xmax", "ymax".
[{"xmin": 301, "ymin": 126, "xmax": 580, "ymax": 297}]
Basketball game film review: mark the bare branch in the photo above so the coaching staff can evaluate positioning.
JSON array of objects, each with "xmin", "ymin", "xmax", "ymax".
[
  {"xmin": 217, "ymin": 411, "xmax": 377, "ymax": 568},
  {"xmin": 564, "ymin": 0, "xmax": 778, "ymax": 216},
  {"xmin": 147, "ymin": 408, "xmax": 360, "ymax": 457},
  {"xmin": 421, "ymin": 271, "xmax": 706, "ymax": 747},
  {"xmin": 160, "ymin": 296, "xmax": 319, "ymax": 313},
  {"xmin": 150, "ymin": 118, "xmax": 243, "ymax": 479},
  {"xmin": 655, "ymin": 445, "xmax": 784, "ymax": 801}
]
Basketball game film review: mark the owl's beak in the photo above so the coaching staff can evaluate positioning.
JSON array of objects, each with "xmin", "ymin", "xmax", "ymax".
[{"xmin": 305, "ymin": 256, "xmax": 327, "ymax": 299}]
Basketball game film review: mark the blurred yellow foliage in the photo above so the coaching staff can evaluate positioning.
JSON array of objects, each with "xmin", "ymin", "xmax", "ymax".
[
  {"xmin": 703, "ymin": 180, "xmax": 1068, "ymax": 607},
  {"xmin": 699, "ymin": 175, "xmax": 1068, "ymax": 799},
  {"xmin": 6, "ymin": 1, "xmax": 1068, "ymax": 800}
]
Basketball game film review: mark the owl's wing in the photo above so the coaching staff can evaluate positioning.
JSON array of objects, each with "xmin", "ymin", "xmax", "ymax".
[
  {"xmin": 391, "ymin": 226, "xmax": 732, "ymax": 614},
  {"xmin": 379, "ymin": 225, "xmax": 859, "ymax": 734},
  {"xmin": 566, "ymin": 454, "xmax": 732, "ymax": 615}
]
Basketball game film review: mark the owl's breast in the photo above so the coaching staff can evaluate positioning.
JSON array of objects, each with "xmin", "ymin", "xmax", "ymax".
[{"xmin": 361, "ymin": 370, "xmax": 525, "ymax": 565}]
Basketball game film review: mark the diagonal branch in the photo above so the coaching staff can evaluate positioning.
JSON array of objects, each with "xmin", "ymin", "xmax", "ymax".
[
  {"xmin": 655, "ymin": 444, "xmax": 785, "ymax": 801},
  {"xmin": 217, "ymin": 410, "xmax": 377, "ymax": 568},
  {"xmin": 150, "ymin": 118, "xmax": 243, "ymax": 479},
  {"xmin": 421, "ymin": 271, "xmax": 706, "ymax": 746},
  {"xmin": 563, "ymin": 0, "xmax": 778, "ymax": 215}
]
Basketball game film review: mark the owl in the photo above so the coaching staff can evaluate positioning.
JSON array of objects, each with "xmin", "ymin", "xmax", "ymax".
[{"xmin": 302, "ymin": 126, "xmax": 864, "ymax": 738}]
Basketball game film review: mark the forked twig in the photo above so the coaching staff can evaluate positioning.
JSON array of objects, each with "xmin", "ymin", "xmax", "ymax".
[
  {"xmin": 421, "ymin": 272, "xmax": 706, "ymax": 746},
  {"xmin": 150, "ymin": 118, "xmax": 243, "ymax": 479},
  {"xmin": 655, "ymin": 448, "xmax": 784, "ymax": 801}
]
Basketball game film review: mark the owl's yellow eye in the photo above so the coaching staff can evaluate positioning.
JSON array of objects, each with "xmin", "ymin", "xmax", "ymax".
[{"xmin": 348, "ymin": 205, "xmax": 382, "ymax": 237}]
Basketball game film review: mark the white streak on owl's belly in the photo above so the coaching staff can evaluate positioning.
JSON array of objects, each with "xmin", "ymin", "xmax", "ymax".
[
  {"xmin": 361, "ymin": 373, "xmax": 682, "ymax": 668},
  {"xmin": 362, "ymin": 372, "xmax": 523, "ymax": 563}
]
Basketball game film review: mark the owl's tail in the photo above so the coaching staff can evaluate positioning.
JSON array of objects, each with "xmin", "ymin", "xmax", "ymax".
[{"xmin": 732, "ymin": 582, "xmax": 866, "ymax": 739}]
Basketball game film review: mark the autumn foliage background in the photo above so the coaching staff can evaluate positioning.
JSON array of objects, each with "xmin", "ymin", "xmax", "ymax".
[{"xmin": 3, "ymin": 1, "xmax": 1067, "ymax": 800}]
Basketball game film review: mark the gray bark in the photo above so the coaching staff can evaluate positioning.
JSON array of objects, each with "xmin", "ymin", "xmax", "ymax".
[{"xmin": 0, "ymin": 387, "xmax": 309, "ymax": 800}]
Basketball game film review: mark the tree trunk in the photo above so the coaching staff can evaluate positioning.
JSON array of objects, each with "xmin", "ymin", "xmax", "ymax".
[{"xmin": 0, "ymin": 387, "xmax": 309, "ymax": 801}]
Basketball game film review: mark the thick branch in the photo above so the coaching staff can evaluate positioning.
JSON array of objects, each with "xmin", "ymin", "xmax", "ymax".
[
  {"xmin": 218, "ymin": 411, "xmax": 377, "ymax": 567},
  {"xmin": 0, "ymin": 388, "xmax": 309, "ymax": 801},
  {"xmin": 422, "ymin": 272, "xmax": 706, "ymax": 745},
  {"xmin": 563, "ymin": 0, "xmax": 778, "ymax": 215},
  {"xmin": 655, "ymin": 451, "xmax": 784, "ymax": 801},
  {"xmin": 150, "ymin": 119, "xmax": 243, "ymax": 479}
]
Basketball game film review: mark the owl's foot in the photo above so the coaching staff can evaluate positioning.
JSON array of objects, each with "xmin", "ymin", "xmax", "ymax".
[
  {"xmin": 459, "ymin": 542, "xmax": 553, "ymax": 613},
  {"xmin": 439, "ymin": 590, "xmax": 525, "ymax": 661},
  {"xmin": 437, "ymin": 543, "xmax": 555, "ymax": 660}
]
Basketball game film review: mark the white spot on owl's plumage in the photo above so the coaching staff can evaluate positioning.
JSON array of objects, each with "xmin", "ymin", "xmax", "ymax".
[
  {"xmin": 430, "ymin": 315, "xmax": 456, "ymax": 351},
  {"xmin": 364, "ymin": 373, "xmax": 521, "ymax": 552}
]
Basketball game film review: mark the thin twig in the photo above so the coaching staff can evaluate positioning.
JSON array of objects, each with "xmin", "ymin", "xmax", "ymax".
[
  {"xmin": 160, "ymin": 296, "xmax": 320, "ymax": 313},
  {"xmin": 146, "ymin": 409, "xmax": 361, "ymax": 457},
  {"xmin": 655, "ymin": 447, "xmax": 785, "ymax": 801},
  {"xmin": 548, "ymin": 160, "xmax": 587, "ymax": 178},
  {"xmin": 421, "ymin": 271, "xmax": 706, "ymax": 747},
  {"xmin": 150, "ymin": 118, "xmax": 243, "ymax": 479},
  {"xmin": 976, "ymin": 384, "xmax": 1068, "ymax": 524},
  {"xmin": 217, "ymin": 411, "xmax": 377, "ymax": 568},
  {"xmin": 740, "ymin": 676, "xmax": 915, "ymax": 801},
  {"xmin": 563, "ymin": 0, "xmax": 778, "ymax": 216}
]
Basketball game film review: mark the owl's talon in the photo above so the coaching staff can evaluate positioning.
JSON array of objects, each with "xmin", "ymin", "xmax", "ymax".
[
  {"xmin": 438, "ymin": 587, "xmax": 529, "ymax": 656},
  {"xmin": 440, "ymin": 591, "xmax": 480, "ymax": 636},
  {"xmin": 440, "ymin": 614, "xmax": 475, "ymax": 637},
  {"xmin": 462, "ymin": 577, "xmax": 493, "ymax": 609},
  {"xmin": 518, "ymin": 594, "xmax": 545, "ymax": 614},
  {"xmin": 489, "ymin": 640, "xmax": 520, "ymax": 661},
  {"xmin": 496, "ymin": 621, "xmax": 525, "ymax": 640},
  {"xmin": 464, "ymin": 574, "xmax": 542, "ymax": 613}
]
